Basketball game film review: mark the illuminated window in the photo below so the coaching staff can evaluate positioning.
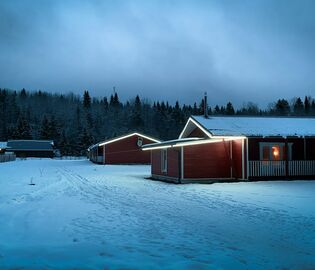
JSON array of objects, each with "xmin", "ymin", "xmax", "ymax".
[
  {"xmin": 259, "ymin": 143, "xmax": 286, "ymax": 161},
  {"xmin": 271, "ymin": 146, "xmax": 280, "ymax": 160}
]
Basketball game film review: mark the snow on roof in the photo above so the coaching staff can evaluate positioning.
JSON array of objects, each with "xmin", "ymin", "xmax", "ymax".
[
  {"xmin": 193, "ymin": 116, "xmax": 315, "ymax": 137},
  {"xmin": 7, "ymin": 140, "xmax": 54, "ymax": 151}
]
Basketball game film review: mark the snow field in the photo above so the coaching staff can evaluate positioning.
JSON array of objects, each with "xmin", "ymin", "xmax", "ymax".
[{"xmin": 0, "ymin": 159, "xmax": 315, "ymax": 269}]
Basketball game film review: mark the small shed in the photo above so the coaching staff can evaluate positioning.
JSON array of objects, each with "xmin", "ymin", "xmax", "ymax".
[
  {"xmin": 88, "ymin": 132, "xmax": 160, "ymax": 164},
  {"xmin": 7, "ymin": 140, "xmax": 55, "ymax": 158},
  {"xmin": 143, "ymin": 116, "xmax": 315, "ymax": 183}
]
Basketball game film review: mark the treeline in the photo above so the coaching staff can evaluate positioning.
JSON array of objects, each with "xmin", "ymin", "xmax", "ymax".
[{"xmin": 0, "ymin": 88, "xmax": 315, "ymax": 155}]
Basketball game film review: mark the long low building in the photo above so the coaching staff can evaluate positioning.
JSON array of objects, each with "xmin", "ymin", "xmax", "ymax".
[
  {"xmin": 142, "ymin": 116, "xmax": 315, "ymax": 183},
  {"xmin": 6, "ymin": 140, "xmax": 55, "ymax": 158},
  {"xmin": 88, "ymin": 132, "xmax": 160, "ymax": 165}
]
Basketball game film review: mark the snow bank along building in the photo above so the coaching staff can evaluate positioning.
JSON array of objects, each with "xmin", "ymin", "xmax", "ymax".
[
  {"xmin": 88, "ymin": 132, "xmax": 160, "ymax": 164},
  {"xmin": 6, "ymin": 140, "xmax": 55, "ymax": 158},
  {"xmin": 142, "ymin": 116, "xmax": 315, "ymax": 183}
]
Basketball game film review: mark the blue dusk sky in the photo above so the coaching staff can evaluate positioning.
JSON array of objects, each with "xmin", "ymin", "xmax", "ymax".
[{"xmin": 0, "ymin": 0, "xmax": 314, "ymax": 106}]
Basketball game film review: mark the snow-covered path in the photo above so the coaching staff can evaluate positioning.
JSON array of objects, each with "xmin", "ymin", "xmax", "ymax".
[{"xmin": 0, "ymin": 159, "xmax": 315, "ymax": 269}]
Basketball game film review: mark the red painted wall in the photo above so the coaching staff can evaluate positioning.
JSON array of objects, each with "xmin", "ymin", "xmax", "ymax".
[
  {"xmin": 104, "ymin": 135, "xmax": 155, "ymax": 164},
  {"xmin": 232, "ymin": 139, "xmax": 243, "ymax": 179},
  {"xmin": 152, "ymin": 140, "xmax": 244, "ymax": 180},
  {"xmin": 151, "ymin": 148, "xmax": 180, "ymax": 178},
  {"xmin": 151, "ymin": 150, "xmax": 161, "ymax": 175},
  {"xmin": 184, "ymin": 141, "xmax": 232, "ymax": 179}
]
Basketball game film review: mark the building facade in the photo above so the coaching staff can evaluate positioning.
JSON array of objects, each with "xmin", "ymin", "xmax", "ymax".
[
  {"xmin": 88, "ymin": 132, "xmax": 160, "ymax": 165},
  {"xmin": 143, "ymin": 116, "xmax": 315, "ymax": 183}
]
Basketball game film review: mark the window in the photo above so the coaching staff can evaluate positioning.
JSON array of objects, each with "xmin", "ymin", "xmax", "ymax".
[
  {"xmin": 137, "ymin": 137, "xmax": 143, "ymax": 147},
  {"xmin": 161, "ymin": 149, "xmax": 167, "ymax": 173},
  {"xmin": 271, "ymin": 145, "xmax": 281, "ymax": 160},
  {"xmin": 262, "ymin": 146, "xmax": 270, "ymax": 160},
  {"xmin": 259, "ymin": 143, "xmax": 284, "ymax": 161},
  {"xmin": 259, "ymin": 143, "xmax": 293, "ymax": 161}
]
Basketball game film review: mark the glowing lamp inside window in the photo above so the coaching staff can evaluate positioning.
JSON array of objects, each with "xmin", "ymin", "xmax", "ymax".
[{"xmin": 272, "ymin": 146, "xmax": 280, "ymax": 160}]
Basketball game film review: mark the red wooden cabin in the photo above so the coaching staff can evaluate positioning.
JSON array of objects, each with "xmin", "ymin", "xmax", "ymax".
[
  {"xmin": 142, "ymin": 116, "xmax": 315, "ymax": 183},
  {"xmin": 88, "ymin": 132, "xmax": 160, "ymax": 165}
]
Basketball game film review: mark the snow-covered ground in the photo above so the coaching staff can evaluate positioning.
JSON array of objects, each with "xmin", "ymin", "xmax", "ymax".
[{"xmin": 0, "ymin": 159, "xmax": 315, "ymax": 270}]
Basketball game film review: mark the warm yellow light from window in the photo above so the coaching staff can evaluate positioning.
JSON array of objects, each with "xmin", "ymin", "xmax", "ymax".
[{"xmin": 272, "ymin": 146, "xmax": 279, "ymax": 158}]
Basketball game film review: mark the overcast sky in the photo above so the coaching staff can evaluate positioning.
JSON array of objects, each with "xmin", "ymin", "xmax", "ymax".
[{"xmin": 0, "ymin": 0, "xmax": 314, "ymax": 107}]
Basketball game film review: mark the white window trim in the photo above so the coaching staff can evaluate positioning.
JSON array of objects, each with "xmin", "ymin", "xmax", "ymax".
[
  {"xmin": 161, "ymin": 149, "xmax": 167, "ymax": 173},
  {"xmin": 259, "ymin": 142, "xmax": 284, "ymax": 160},
  {"xmin": 259, "ymin": 142, "xmax": 293, "ymax": 161}
]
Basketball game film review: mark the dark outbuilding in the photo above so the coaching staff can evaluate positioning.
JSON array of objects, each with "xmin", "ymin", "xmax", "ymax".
[{"xmin": 7, "ymin": 140, "xmax": 55, "ymax": 158}]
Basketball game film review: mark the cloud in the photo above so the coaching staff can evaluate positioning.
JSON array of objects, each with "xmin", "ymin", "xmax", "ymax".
[{"xmin": 0, "ymin": 0, "xmax": 314, "ymax": 107}]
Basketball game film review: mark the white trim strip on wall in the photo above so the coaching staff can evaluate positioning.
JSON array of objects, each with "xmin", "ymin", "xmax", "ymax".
[{"xmin": 99, "ymin": 132, "xmax": 160, "ymax": 147}]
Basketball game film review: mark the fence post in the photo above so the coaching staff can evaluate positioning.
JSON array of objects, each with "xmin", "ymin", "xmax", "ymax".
[{"xmin": 285, "ymin": 141, "xmax": 289, "ymax": 178}]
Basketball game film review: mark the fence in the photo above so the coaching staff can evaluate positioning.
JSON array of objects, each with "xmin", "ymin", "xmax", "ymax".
[
  {"xmin": 54, "ymin": 156, "xmax": 87, "ymax": 160},
  {"xmin": 249, "ymin": 160, "xmax": 315, "ymax": 177},
  {"xmin": 0, "ymin": 154, "xmax": 16, "ymax": 163},
  {"xmin": 249, "ymin": 160, "xmax": 286, "ymax": 177},
  {"xmin": 288, "ymin": 160, "xmax": 315, "ymax": 176}
]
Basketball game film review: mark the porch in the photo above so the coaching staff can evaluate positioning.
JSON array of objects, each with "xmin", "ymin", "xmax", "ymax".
[{"xmin": 248, "ymin": 160, "xmax": 315, "ymax": 178}]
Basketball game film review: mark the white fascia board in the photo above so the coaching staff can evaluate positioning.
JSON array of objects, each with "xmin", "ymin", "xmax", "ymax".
[
  {"xmin": 213, "ymin": 136, "xmax": 247, "ymax": 140},
  {"xmin": 99, "ymin": 132, "xmax": 160, "ymax": 147},
  {"xmin": 179, "ymin": 117, "xmax": 212, "ymax": 139},
  {"xmin": 178, "ymin": 118, "xmax": 192, "ymax": 139},
  {"xmin": 142, "ymin": 136, "xmax": 247, "ymax": 151},
  {"xmin": 143, "ymin": 138, "xmax": 222, "ymax": 151}
]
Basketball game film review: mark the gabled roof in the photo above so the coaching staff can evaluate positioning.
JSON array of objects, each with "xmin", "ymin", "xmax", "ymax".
[
  {"xmin": 186, "ymin": 116, "xmax": 315, "ymax": 137},
  {"xmin": 89, "ymin": 132, "xmax": 161, "ymax": 150},
  {"xmin": 7, "ymin": 140, "xmax": 54, "ymax": 151}
]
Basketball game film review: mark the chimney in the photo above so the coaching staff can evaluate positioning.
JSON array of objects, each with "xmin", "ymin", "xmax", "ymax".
[{"xmin": 204, "ymin": 92, "xmax": 208, "ymax": 118}]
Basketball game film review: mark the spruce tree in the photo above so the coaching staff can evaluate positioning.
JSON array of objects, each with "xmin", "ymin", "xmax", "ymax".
[
  {"xmin": 304, "ymin": 96, "xmax": 310, "ymax": 115},
  {"xmin": 275, "ymin": 99, "xmax": 290, "ymax": 115},
  {"xmin": 226, "ymin": 102, "xmax": 235, "ymax": 115},
  {"xmin": 130, "ymin": 95, "xmax": 144, "ymax": 129},
  {"xmin": 39, "ymin": 115, "xmax": 50, "ymax": 139},
  {"xmin": 15, "ymin": 116, "xmax": 32, "ymax": 139},
  {"xmin": 83, "ymin": 90, "xmax": 91, "ymax": 109},
  {"xmin": 214, "ymin": 105, "xmax": 220, "ymax": 115},
  {"xmin": 293, "ymin": 97, "xmax": 304, "ymax": 115}
]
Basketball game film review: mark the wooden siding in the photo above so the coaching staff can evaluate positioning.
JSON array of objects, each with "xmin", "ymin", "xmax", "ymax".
[
  {"xmin": 187, "ymin": 127, "xmax": 208, "ymax": 138},
  {"xmin": 104, "ymin": 135, "xmax": 153, "ymax": 164},
  {"xmin": 151, "ymin": 150, "xmax": 162, "ymax": 175},
  {"xmin": 151, "ymin": 148, "xmax": 180, "ymax": 178},
  {"xmin": 184, "ymin": 141, "xmax": 236, "ymax": 179},
  {"xmin": 152, "ymin": 140, "xmax": 244, "ymax": 181},
  {"xmin": 232, "ymin": 139, "xmax": 243, "ymax": 179},
  {"xmin": 13, "ymin": 150, "xmax": 54, "ymax": 158},
  {"xmin": 248, "ymin": 137, "xmax": 315, "ymax": 161}
]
